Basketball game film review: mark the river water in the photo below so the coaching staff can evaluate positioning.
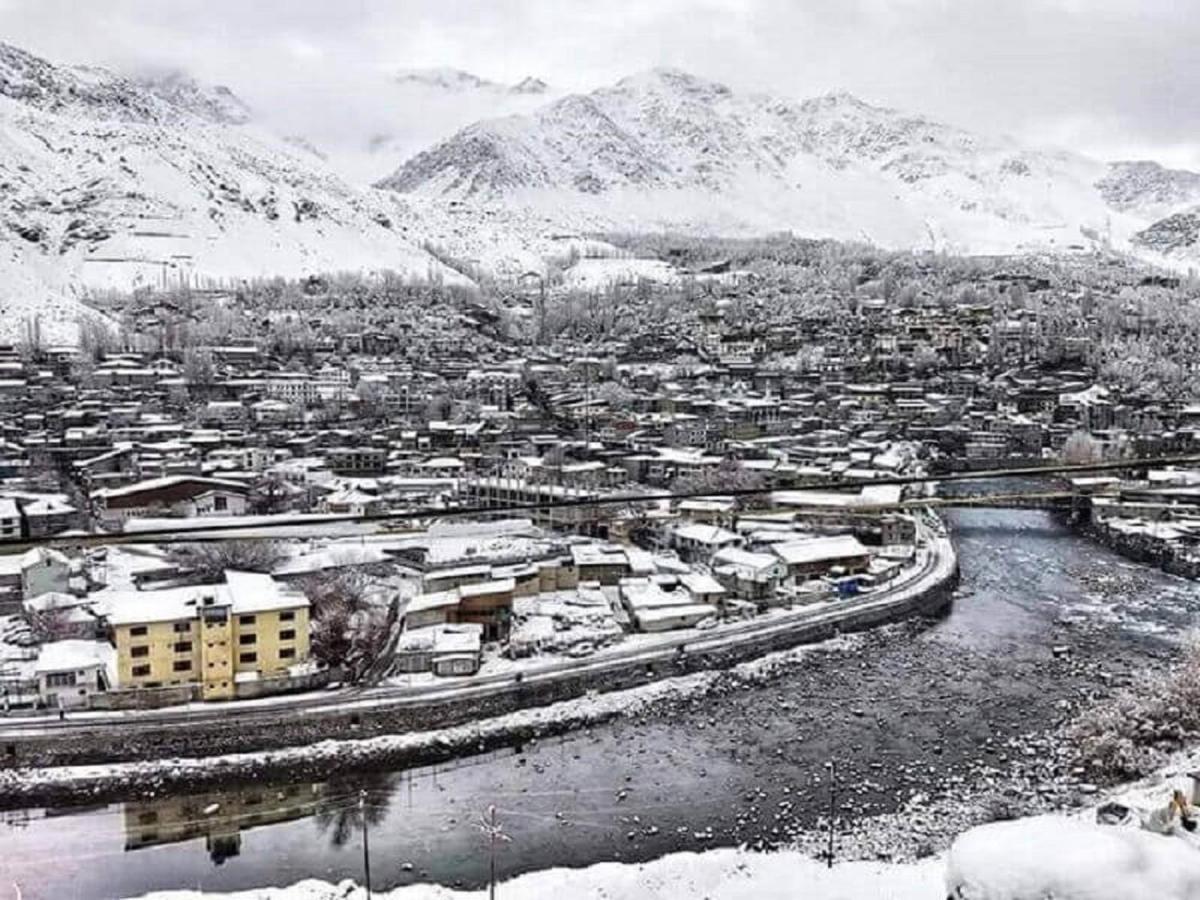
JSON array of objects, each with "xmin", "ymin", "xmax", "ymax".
[{"xmin": 5, "ymin": 507, "xmax": 1200, "ymax": 899}]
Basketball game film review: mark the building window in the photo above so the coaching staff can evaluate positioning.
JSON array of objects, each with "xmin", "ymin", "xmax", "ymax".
[
  {"xmin": 239, "ymin": 633, "xmax": 256, "ymax": 645},
  {"xmin": 130, "ymin": 646, "xmax": 149, "ymax": 658},
  {"xmin": 279, "ymin": 629, "xmax": 295, "ymax": 641},
  {"xmin": 214, "ymin": 495, "xmax": 227, "ymax": 511},
  {"xmin": 280, "ymin": 611, "xmax": 295, "ymax": 622},
  {"xmin": 172, "ymin": 660, "xmax": 191, "ymax": 672},
  {"xmin": 46, "ymin": 672, "xmax": 76, "ymax": 687},
  {"xmin": 130, "ymin": 626, "xmax": 148, "ymax": 637},
  {"xmin": 173, "ymin": 622, "xmax": 191, "ymax": 633},
  {"xmin": 174, "ymin": 641, "xmax": 192, "ymax": 653},
  {"xmin": 239, "ymin": 652, "xmax": 257, "ymax": 664},
  {"xmin": 132, "ymin": 664, "xmax": 151, "ymax": 677},
  {"xmin": 280, "ymin": 647, "xmax": 296, "ymax": 660},
  {"xmin": 239, "ymin": 615, "xmax": 256, "ymax": 626}
]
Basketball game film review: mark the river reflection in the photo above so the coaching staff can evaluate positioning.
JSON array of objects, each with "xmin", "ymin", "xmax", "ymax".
[{"xmin": 123, "ymin": 782, "xmax": 326, "ymax": 862}]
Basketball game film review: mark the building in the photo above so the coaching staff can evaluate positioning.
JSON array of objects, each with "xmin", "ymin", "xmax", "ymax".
[
  {"xmin": 34, "ymin": 639, "xmax": 112, "ymax": 709},
  {"xmin": 0, "ymin": 497, "xmax": 19, "ymax": 541},
  {"xmin": 106, "ymin": 570, "xmax": 311, "ymax": 701},
  {"xmin": 91, "ymin": 476, "xmax": 249, "ymax": 525},
  {"xmin": 771, "ymin": 535, "xmax": 871, "ymax": 582},
  {"xmin": 393, "ymin": 623, "xmax": 483, "ymax": 676},
  {"xmin": 0, "ymin": 547, "xmax": 72, "ymax": 615},
  {"xmin": 711, "ymin": 547, "xmax": 787, "ymax": 604}
]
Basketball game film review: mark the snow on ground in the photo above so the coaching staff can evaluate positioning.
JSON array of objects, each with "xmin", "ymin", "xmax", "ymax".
[
  {"xmin": 948, "ymin": 816, "xmax": 1200, "ymax": 900},
  {"xmin": 132, "ymin": 848, "xmax": 943, "ymax": 900},
  {"xmin": 558, "ymin": 257, "xmax": 682, "ymax": 290}
]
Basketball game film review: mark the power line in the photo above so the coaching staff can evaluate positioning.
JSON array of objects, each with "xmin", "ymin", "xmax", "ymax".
[{"xmin": 2, "ymin": 454, "xmax": 1193, "ymax": 552}]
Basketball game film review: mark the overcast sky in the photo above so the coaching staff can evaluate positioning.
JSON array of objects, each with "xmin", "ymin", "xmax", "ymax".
[{"xmin": 2, "ymin": 0, "xmax": 1198, "ymax": 174}]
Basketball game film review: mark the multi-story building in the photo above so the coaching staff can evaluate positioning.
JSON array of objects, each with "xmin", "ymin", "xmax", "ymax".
[{"xmin": 107, "ymin": 570, "xmax": 311, "ymax": 701}]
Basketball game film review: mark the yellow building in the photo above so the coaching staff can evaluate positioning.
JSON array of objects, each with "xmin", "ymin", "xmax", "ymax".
[{"xmin": 108, "ymin": 570, "xmax": 311, "ymax": 701}]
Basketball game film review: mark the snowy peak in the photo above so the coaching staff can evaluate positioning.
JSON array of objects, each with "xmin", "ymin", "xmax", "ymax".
[
  {"xmin": 394, "ymin": 67, "xmax": 553, "ymax": 97},
  {"xmin": 376, "ymin": 65, "xmax": 1200, "ymax": 264},
  {"xmin": 510, "ymin": 76, "xmax": 550, "ymax": 96},
  {"xmin": 377, "ymin": 66, "xmax": 1020, "ymax": 201},
  {"xmin": 0, "ymin": 43, "xmax": 254, "ymax": 127},
  {"xmin": 396, "ymin": 67, "xmax": 497, "ymax": 92},
  {"xmin": 130, "ymin": 69, "xmax": 253, "ymax": 125}
]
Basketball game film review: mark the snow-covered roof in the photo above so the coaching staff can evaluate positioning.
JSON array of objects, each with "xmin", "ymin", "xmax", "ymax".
[
  {"xmin": 218, "ymin": 570, "xmax": 310, "ymax": 614},
  {"xmin": 35, "ymin": 639, "xmax": 112, "ymax": 674},
  {"xmin": 772, "ymin": 535, "xmax": 869, "ymax": 566}
]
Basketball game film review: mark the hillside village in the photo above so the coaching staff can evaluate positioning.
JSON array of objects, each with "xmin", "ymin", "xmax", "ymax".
[{"xmin": 1, "ymin": 241, "xmax": 1200, "ymax": 712}]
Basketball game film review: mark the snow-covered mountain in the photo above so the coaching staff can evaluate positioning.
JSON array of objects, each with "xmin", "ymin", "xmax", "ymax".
[
  {"xmin": 0, "ymin": 42, "xmax": 466, "ymax": 341},
  {"xmin": 379, "ymin": 68, "xmax": 1200, "ymax": 265},
  {"xmin": 336, "ymin": 67, "xmax": 556, "ymax": 185},
  {"xmin": 395, "ymin": 67, "xmax": 550, "ymax": 96}
]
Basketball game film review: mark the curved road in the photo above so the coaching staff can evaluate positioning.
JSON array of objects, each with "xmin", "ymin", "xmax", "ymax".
[{"xmin": 0, "ymin": 516, "xmax": 954, "ymax": 740}]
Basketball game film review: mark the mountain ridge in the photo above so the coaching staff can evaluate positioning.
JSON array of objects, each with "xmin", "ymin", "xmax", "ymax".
[{"xmin": 378, "ymin": 67, "xmax": 1200, "ymax": 264}]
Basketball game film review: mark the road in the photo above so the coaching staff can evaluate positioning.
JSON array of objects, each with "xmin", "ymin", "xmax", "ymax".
[{"xmin": 0, "ymin": 517, "xmax": 954, "ymax": 740}]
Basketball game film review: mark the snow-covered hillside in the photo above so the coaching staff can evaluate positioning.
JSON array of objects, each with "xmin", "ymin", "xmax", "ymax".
[
  {"xmin": 0, "ymin": 43, "xmax": 467, "ymax": 342},
  {"xmin": 380, "ymin": 67, "xmax": 1200, "ymax": 266}
]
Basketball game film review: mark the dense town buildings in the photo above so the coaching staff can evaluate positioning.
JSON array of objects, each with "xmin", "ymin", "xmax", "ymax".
[{"xmin": 2, "ymin": 248, "xmax": 1200, "ymax": 710}]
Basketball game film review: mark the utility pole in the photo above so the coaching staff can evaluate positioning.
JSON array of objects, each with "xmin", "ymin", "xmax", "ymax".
[
  {"xmin": 359, "ymin": 789, "xmax": 373, "ymax": 899},
  {"xmin": 478, "ymin": 804, "xmax": 510, "ymax": 900},
  {"xmin": 825, "ymin": 759, "xmax": 837, "ymax": 869}
]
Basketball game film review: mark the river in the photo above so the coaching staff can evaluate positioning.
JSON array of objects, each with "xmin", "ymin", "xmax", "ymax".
[{"xmin": 4, "ymin": 507, "xmax": 1200, "ymax": 899}]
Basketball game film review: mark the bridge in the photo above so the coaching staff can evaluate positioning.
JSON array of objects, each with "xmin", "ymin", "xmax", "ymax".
[{"xmin": 0, "ymin": 454, "xmax": 1190, "ymax": 550}]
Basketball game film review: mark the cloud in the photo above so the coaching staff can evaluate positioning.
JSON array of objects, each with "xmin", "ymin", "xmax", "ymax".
[{"xmin": 1, "ymin": 0, "xmax": 1197, "ymax": 174}]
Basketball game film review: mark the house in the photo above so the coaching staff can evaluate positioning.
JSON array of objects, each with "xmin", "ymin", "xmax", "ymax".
[
  {"xmin": 35, "ymin": 639, "xmax": 112, "ymax": 709},
  {"xmin": 711, "ymin": 547, "xmax": 787, "ymax": 604},
  {"xmin": 393, "ymin": 623, "xmax": 483, "ymax": 676},
  {"xmin": 0, "ymin": 497, "xmax": 19, "ymax": 541},
  {"xmin": 772, "ymin": 535, "xmax": 871, "ymax": 581},
  {"xmin": 680, "ymin": 572, "xmax": 727, "ymax": 606},
  {"xmin": 91, "ymin": 476, "xmax": 249, "ymax": 525},
  {"xmin": 18, "ymin": 494, "xmax": 80, "ymax": 537},
  {"xmin": 0, "ymin": 547, "xmax": 72, "ymax": 614},
  {"xmin": 403, "ymin": 577, "xmax": 515, "ymax": 641},
  {"xmin": 570, "ymin": 544, "xmax": 630, "ymax": 585},
  {"xmin": 619, "ymin": 577, "xmax": 714, "ymax": 632},
  {"xmin": 24, "ymin": 591, "xmax": 97, "ymax": 639},
  {"xmin": 669, "ymin": 522, "xmax": 744, "ymax": 562},
  {"xmin": 105, "ymin": 570, "xmax": 311, "ymax": 702}
]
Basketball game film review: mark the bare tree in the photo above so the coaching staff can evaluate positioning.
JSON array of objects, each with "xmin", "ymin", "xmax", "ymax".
[{"xmin": 168, "ymin": 541, "xmax": 286, "ymax": 582}]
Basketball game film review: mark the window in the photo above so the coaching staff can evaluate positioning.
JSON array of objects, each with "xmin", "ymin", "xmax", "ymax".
[
  {"xmin": 172, "ymin": 660, "xmax": 191, "ymax": 672},
  {"xmin": 280, "ymin": 611, "xmax": 295, "ymax": 622},
  {"xmin": 174, "ymin": 641, "xmax": 192, "ymax": 653},
  {"xmin": 46, "ymin": 672, "xmax": 76, "ymax": 687},
  {"xmin": 130, "ymin": 626, "xmax": 147, "ymax": 637},
  {"xmin": 130, "ymin": 646, "xmax": 149, "ymax": 658},
  {"xmin": 173, "ymin": 622, "xmax": 191, "ymax": 633},
  {"xmin": 280, "ymin": 648, "xmax": 296, "ymax": 660},
  {"xmin": 239, "ymin": 652, "xmax": 257, "ymax": 664},
  {"xmin": 132, "ymin": 664, "xmax": 151, "ymax": 677},
  {"xmin": 239, "ymin": 615, "xmax": 256, "ymax": 626},
  {"xmin": 279, "ymin": 629, "xmax": 295, "ymax": 641},
  {"xmin": 214, "ymin": 495, "xmax": 227, "ymax": 511},
  {"xmin": 239, "ymin": 633, "xmax": 256, "ymax": 645}
]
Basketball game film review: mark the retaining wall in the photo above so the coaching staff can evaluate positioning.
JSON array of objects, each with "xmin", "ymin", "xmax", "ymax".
[{"xmin": 0, "ymin": 543, "xmax": 959, "ymax": 804}]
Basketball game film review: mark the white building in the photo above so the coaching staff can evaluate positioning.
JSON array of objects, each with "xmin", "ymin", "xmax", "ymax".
[{"xmin": 35, "ymin": 639, "xmax": 112, "ymax": 709}]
